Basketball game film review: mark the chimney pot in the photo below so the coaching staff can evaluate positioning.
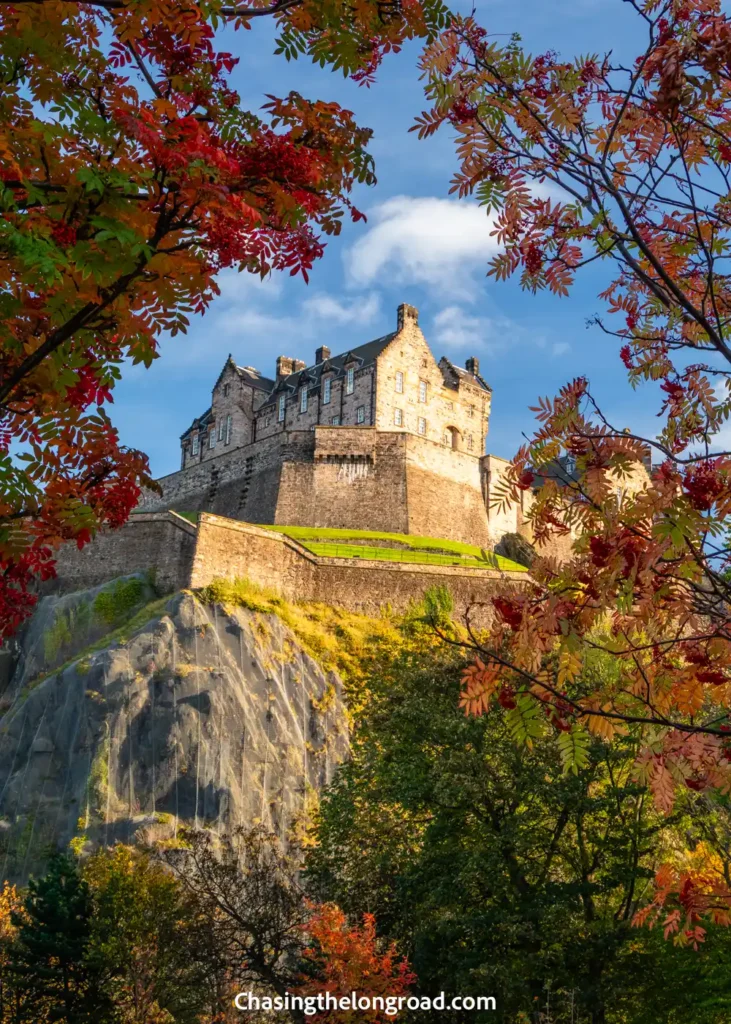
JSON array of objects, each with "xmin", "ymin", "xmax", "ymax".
[
  {"xmin": 276, "ymin": 356, "xmax": 306, "ymax": 381},
  {"xmin": 397, "ymin": 303, "xmax": 419, "ymax": 330},
  {"xmin": 465, "ymin": 356, "xmax": 480, "ymax": 377},
  {"xmin": 315, "ymin": 345, "xmax": 331, "ymax": 365}
]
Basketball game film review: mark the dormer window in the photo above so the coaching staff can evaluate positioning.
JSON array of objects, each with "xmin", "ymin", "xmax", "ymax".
[
  {"xmin": 191, "ymin": 435, "xmax": 199, "ymax": 456},
  {"xmin": 346, "ymin": 367, "xmax": 355, "ymax": 395},
  {"xmin": 209, "ymin": 430, "xmax": 215, "ymax": 449},
  {"xmin": 300, "ymin": 387, "xmax": 308, "ymax": 413},
  {"xmin": 323, "ymin": 377, "xmax": 332, "ymax": 404},
  {"xmin": 278, "ymin": 395, "xmax": 286, "ymax": 422}
]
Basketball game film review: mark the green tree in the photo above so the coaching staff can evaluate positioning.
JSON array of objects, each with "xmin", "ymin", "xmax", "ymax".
[
  {"xmin": 83, "ymin": 845, "xmax": 217, "ymax": 1024},
  {"xmin": 308, "ymin": 648, "xmax": 731, "ymax": 1024},
  {"xmin": 8, "ymin": 854, "xmax": 108, "ymax": 1024}
]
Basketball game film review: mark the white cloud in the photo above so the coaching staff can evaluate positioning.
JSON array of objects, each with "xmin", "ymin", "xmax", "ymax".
[
  {"xmin": 167, "ymin": 269, "xmax": 382, "ymax": 371},
  {"xmin": 300, "ymin": 292, "xmax": 380, "ymax": 326},
  {"xmin": 345, "ymin": 196, "xmax": 499, "ymax": 299},
  {"xmin": 552, "ymin": 341, "xmax": 570, "ymax": 357},
  {"xmin": 430, "ymin": 303, "xmax": 550, "ymax": 358},
  {"xmin": 431, "ymin": 306, "xmax": 505, "ymax": 353}
]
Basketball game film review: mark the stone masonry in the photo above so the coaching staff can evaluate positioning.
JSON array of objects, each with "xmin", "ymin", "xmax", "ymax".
[{"xmin": 140, "ymin": 303, "xmax": 504, "ymax": 547}]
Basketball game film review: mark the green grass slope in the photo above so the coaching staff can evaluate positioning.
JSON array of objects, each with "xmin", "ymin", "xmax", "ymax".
[{"xmin": 259, "ymin": 525, "xmax": 527, "ymax": 572}]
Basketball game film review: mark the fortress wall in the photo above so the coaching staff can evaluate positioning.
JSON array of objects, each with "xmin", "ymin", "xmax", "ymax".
[
  {"xmin": 189, "ymin": 515, "xmax": 523, "ymax": 624},
  {"xmin": 189, "ymin": 515, "xmax": 315, "ymax": 594},
  {"xmin": 50, "ymin": 512, "xmax": 197, "ymax": 594},
  {"xmin": 404, "ymin": 435, "xmax": 490, "ymax": 546},
  {"xmin": 274, "ymin": 429, "xmax": 410, "ymax": 533},
  {"xmin": 140, "ymin": 427, "xmax": 494, "ymax": 546},
  {"xmin": 139, "ymin": 434, "xmax": 285, "ymax": 523},
  {"xmin": 49, "ymin": 512, "xmax": 527, "ymax": 625},
  {"xmin": 305, "ymin": 559, "xmax": 524, "ymax": 624}
]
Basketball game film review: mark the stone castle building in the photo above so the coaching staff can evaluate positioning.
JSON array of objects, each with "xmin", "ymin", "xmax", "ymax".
[{"xmin": 140, "ymin": 303, "xmax": 526, "ymax": 547}]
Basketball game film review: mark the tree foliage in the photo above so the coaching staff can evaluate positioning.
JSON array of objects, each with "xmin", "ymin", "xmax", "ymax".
[
  {"xmin": 414, "ymin": 0, "xmax": 731, "ymax": 931},
  {"xmin": 0, "ymin": 0, "xmax": 447, "ymax": 638},
  {"xmin": 308, "ymin": 650, "xmax": 731, "ymax": 1023}
]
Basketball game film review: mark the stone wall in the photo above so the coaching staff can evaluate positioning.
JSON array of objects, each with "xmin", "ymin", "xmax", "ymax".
[
  {"xmin": 51, "ymin": 512, "xmax": 197, "ymax": 594},
  {"xmin": 405, "ymin": 434, "xmax": 491, "ymax": 546},
  {"xmin": 51, "ymin": 512, "xmax": 526, "ymax": 625},
  {"xmin": 141, "ymin": 427, "xmax": 490, "ymax": 545}
]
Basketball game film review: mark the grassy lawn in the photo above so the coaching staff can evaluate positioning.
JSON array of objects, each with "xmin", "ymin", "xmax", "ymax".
[
  {"xmin": 259, "ymin": 524, "xmax": 527, "ymax": 572},
  {"xmin": 173, "ymin": 516, "xmax": 527, "ymax": 571}
]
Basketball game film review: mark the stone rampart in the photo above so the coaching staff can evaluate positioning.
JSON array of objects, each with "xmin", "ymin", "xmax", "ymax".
[
  {"xmin": 50, "ymin": 511, "xmax": 197, "ymax": 595},
  {"xmin": 51, "ymin": 512, "xmax": 525, "ymax": 624},
  {"xmin": 139, "ymin": 427, "xmax": 489, "ymax": 546}
]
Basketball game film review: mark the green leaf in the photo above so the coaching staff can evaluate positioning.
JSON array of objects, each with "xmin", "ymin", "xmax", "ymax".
[
  {"xmin": 557, "ymin": 725, "xmax": 591, "ymax": 775},
  {"xmin": 506, "ymin": 694, "xmax": 545, "ymax": 748}
]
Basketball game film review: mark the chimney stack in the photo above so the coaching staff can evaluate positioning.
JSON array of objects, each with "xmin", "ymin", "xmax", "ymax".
[
  {"xmin": 465, "ymin": 356, "xmax": 480, "ymax": 377},
  {"xmin": 397, "ymin": 303, "xmax": 419, "ymax": 330},
  {"xmin": 315, "ymin": 345, "xmax": 331, "ymax": 365},
  {"xmin": 276, "ymin": 356, "xmax": 306, "ymax": 381}
]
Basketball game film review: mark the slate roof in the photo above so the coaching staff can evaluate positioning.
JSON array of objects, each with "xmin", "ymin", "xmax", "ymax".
[
  {"xmin": 256, "ymin": 332, "xmax": 397, "ymax": 409},
  {"xmin": 181, "ymin": 332, "xmax": 488, "ymax": 440},
  {"xmin": 439, "ymin": 357, "xmax": 492, "ymax": 393},
  {"xmin": 530, "ymin": 455, "xmax": 580, "ymax": 489}
]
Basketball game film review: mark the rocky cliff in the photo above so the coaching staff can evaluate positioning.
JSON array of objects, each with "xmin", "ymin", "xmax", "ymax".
[{"xmin": 0, "ymin": 577, "xmax": 350, "ymax": 883}]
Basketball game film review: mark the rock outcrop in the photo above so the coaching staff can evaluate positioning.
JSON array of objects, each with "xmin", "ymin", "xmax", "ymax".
[{"xmin": 0, "ymin": 581, "xmax": 349, "ymax": 883}]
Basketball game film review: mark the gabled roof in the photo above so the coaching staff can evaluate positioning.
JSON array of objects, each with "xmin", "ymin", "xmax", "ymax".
[
  {"xmin": 211, "ymin": 354, "xmax": 275, "ymax": 396},
  {"xmin": 257, "ymin": 332, "xmax": 396, "ymax": 409},
  {"xmin": 180, "ymin": 407, "xmax": 212, "ymax": 440},
  {"xmin": 439, "ymin": 357, "xmax": 492, "ymax": 393},
  {"xmin": 235, "ymin": 364, "xmax": 274, "ymax": 391}
]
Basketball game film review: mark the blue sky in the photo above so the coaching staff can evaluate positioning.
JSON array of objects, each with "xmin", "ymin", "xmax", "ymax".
[{"xmin": 114, "ymin": 0, "xmax": 663, "ymax": 478}]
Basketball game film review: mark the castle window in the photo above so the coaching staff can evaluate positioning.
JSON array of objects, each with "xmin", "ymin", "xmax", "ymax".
[
  {"xmin": 467, "ymin": 433, "xmax": 474, "ymax": 450},
  {"xmin": 346, "ymin": 367, "xmax": 355, "ymax": 394},
  {"xmin": 331, "ymin": 415, "xmax": 340, "ymax": 426},
  {"xmin": 394, "ymin": 408, "xmax": 403, "ymax": 426},
  {"xmin": 419, "ymin": 380, "xmax": 427, "ymax": 403},
  {"xmin": 418, "ymin": 417, "xmax": 426, "ymax": 436},
  {"xmin": 395, "ymin": 371, "xmax": 404, "ymax": 394},
  {"xmin": 225, "ymin": 414, "xmax": 232, "ymax": 444},
  {"xmin": 356, "ymin": 405, "xmax": 365, "ymax": 424},
  {"xmin": 209, "ymin": 430, "xmax": 216, "ymax": 449},
  {"xmin": 278, "ymin": 394, "xmax": 286, "ymax": 422},
  {"xmin": 191, "ymin": 435, "xmax": 199, "ymax": 456},
  {"xmin": 300, "ymin": 387, "xmax": 308, "ymax": 413},
  {"xmin": 468, "ymin": 404, "xmax": 475, "ymax": 418},
  {"xmin": 218, "ymin": 420, "xmax": 225, "ymax": 442},
  {"xmin": 323, "ymin": 377, "xmax": 332, "ymax": 404},
  {"xmin": 223, "ymin": 384, "xmax": 230, "ymax": 398}
]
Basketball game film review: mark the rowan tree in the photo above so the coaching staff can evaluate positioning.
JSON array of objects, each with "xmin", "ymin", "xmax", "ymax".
[
  {"xmin": 0, "ymin": 0, "xmax": 447, "ymax": 639},
  {"xmin": 414, "ymin": 0, "xmax": 731, "ymax": 936}
]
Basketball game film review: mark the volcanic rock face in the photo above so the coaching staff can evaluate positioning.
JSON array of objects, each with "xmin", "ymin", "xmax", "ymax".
[{"xmin": 0, "ymin": 585, "xmax": 348, "ymax": 882}]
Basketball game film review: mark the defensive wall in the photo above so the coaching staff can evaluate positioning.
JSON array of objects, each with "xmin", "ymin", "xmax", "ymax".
[
  {"xmin": 51, "ymin": 511, "xmax": 527, "ymax": 623},
  {"xmin": 139, "ymin": 426, "xmax": 494, "ymax": 547}
]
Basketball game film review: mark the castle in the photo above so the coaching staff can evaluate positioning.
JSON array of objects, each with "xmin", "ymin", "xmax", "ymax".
[{"xmin": 140, "ymin": 303, "xmax": 523, "ymax": 548}]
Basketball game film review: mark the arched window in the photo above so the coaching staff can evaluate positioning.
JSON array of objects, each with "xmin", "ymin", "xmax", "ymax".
[{"xmin": 444, "ymin": 425, "xmax": 461, "ymax": 450}]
